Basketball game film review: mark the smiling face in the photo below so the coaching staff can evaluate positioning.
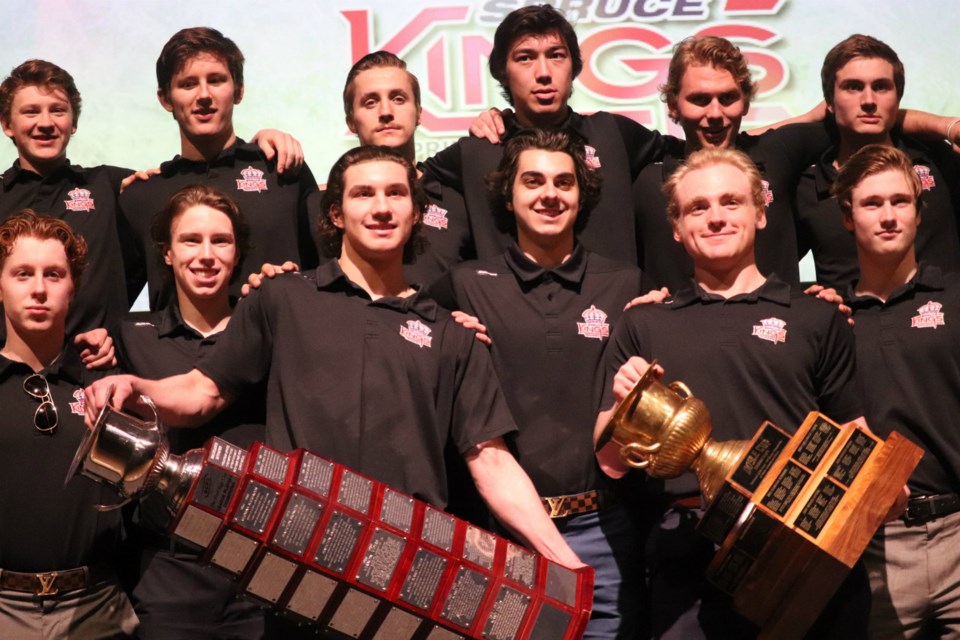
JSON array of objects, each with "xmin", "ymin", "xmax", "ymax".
[
  {"xmin": 158, "ymin": 53, "xmax": 242, "ymax": 157},
  {"xmin": 828, "ymin": 56, "xmax": 899, "ymax": 142},
  {"xmin": 671, "ymin": 161, "xmax": 765, "ymax": 270},
  {"xmin": 843, "ymin": 168, "xmax": 919, "ymax": 262},
  {"xmin": 332, "ymin": 159, "xmax": 418, "ymax": 264},
  {"xmin": 509, "ymin": 148, "xmax": 579, "ymax": 254},
  {"xmin": 504, "ymin": 32, "xmax": 574, "ymax": 127},
  {"xmin": 2, "ymin": 84, "xmax": 75, "ymax": 175},
  {"xmin": 346, "ymin": 66, "xmax": 420, "ymax": 153},
  {"xmin": 669, "ymin": 64, "xmax": 747, "ymax": 151},
  {"xmin": 0, "ymin": 236, "xmax": 74, "ymax": 338},
  {"xmin": 164, "ymin": 204, "xmax": 238, "ymax": 303}
]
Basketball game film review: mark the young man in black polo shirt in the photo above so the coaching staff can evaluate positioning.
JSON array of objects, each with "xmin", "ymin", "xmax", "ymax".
[
  {"xmin": 836, "ymin": 144, "xmax": 960, "ymax": 637},
  {"xmin": 120, "ymin": 27, "xmax": 320, "ymax": 310},
  {"xmin": 86, "ymin": 146, "xmax": 581, "ymax": 572},
  {"xmin": 0, "ymin": 211, "xmax": 137, "ymax": 638},
  {"xmin": 421, "ymin": 4, "xmax": 666, "ymax": 265},
  {"xmin": 596, "ymin": 148, "xmax": 865, "ymax": 639},
  {"xmin": 429, "ymin": 128, "xmax": 648, "ymax": 639},
  {"xmin": 795, "ymin": 35, "xmax": 960, "ymax": 290},
  {"xmin": 340, "ymin": 51, "xmax": 471, "ymax": 286}
]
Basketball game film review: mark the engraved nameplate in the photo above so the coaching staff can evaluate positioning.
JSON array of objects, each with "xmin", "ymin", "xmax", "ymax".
[
  {"xmin": 399, "ymin": 547, "xmax": 447, "ymax": 610},
  {"xmin": 337, "ymin": 469, "xmax": 373, "ymax": 515},
  {"xmin": 191, "ymin": 465, "xmax": 239, "ymax": 515},
  {"xmin": 795, "ymin": 477, "xmax": 845, "ymax": 538},
  {"xmin": 207, "ymin": 437, "xmax": 248, "ymax": 474},
  {"xmin": 231, "ymin": 480, "xmax": 280, "ymax": 535},
  {"xmin": 273, "ymin": 493, "xmax": 323, "ymax": 557},
  {"xmin": 422, "ymin": 507, "xmax": 455, "ymax": 552},
  {"xmin": 356, "ymin": 528, "xmax": 406, "ymax": 592},
  {"xmin": 760, "ymin": 461, "xmax": 811, "ymax": 517},
  {"xmin": 828, "ymin": 429, "xmax": 877, "ymax": 486},
  {"xmin": 699, "ymin": 484, "xmax": 750, "ymax": 545},
  {"xmin": 314, "ymin": 510, "xmax": 363, "ymax": 574},
  {"xmin": 253, "ymin": 446, "xmax": 289, "ymax": 485},
  {"xmin": 792, "ymin": 416, "xmax": 840, "ymax": 469},
  {"xmin": 296, "ymin": 452, "xmax": 334, "ymax": 497},
  {"xmin": 731, "ymin": 422, "xmax": 790, "ymax": 493}
]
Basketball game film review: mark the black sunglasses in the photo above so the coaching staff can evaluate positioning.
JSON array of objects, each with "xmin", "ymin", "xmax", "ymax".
[{"xmin": 24, "ymin": 373, "xmax": 58, "ymax": 433}]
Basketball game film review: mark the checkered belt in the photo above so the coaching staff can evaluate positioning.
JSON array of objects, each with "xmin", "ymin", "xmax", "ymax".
[
  {"xmin": 0, "ymin": 564, "xmax": 111, "ymax": 596},
  {"xmin": 541, "ymin": 489, "xmax": 613, "ymax": 519},
  {"xmin": 901, "ymin": 493, "xmax": 960, "ymax": 526}
]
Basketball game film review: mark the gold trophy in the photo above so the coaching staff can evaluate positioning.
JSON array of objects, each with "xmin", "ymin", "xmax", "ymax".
[
  {"xmin": 596, "ymin": 362, "xmax": 922, "ymax": 639},
  {"xmin": 594, "ymin": 362, "xmax": 747, "ymax": 502}
]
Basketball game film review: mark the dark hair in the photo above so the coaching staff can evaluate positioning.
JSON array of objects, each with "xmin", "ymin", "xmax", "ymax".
[
  {"xmin": 663, "ymin": 148, "xmax": 766, "ymax": 222},
  {"xmin": 0, "ymin": 59, "xmax": 82, "ymax": 128},
  {"xmin": 832, "ymin": 144, "xmax": 922, "ymax": 221},
  {"xmin": 821, "ymin": 34, "xmax": 904, "ymax": 104},
  {"xmin": 488, "ymin": 5, "xmax": 583, "ymax": 105},
  {"xmin": 0, "ymin": 209, "xmax": 87, "ymax": 284},
  {"xmin": 319, "ymin": 146, "xmax": 427, "ymax": 263},
  {"xmin": 485, "ymin": 128, "xmax": 601, "ymax": 234},
  {"xmin": 343, "ymin": 51, "xmax": 421, "ymax": 121},
  {"xmin": 660, "ymin": 36, "xmax": 757, "ymax": 118},
  {"xmin": 150, "ymin": 184, "xmax": 251, "ymax": 283},
  {"xmin": 156, "ymin": 27, "xmax": 244, "ymax": 100}
]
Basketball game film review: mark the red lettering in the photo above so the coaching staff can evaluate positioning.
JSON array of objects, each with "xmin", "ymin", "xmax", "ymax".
[
  {"xmin": 722, "ymin": 0, "xmax": 786, "ymax": 14},
  {"xmin": 578, "ymin": 26, "xmax": 672, "ymax": 101}
]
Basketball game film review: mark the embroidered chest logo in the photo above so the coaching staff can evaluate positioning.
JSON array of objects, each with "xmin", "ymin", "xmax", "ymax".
[
  {"xmin": 236, "ymin": 166, "xmax": 268, "ymax": 193},
  {"xmin": 400, "ymin": 319, "xmax": 433, "ymax": 348},
  {"xmin": 911, "ymin": 301, "xmax": 945, "ymax": 329},
  {"xmin": 64, "ymin": 188, "xmax": 95, "ymax": 212},
  {"xmin": 69, "ymin": 389, "xmax": 85, "ymax": 415},
  {"xmin": 914, "ymin": 165, "xmax": 936, "ymax": 191},
  {"xmin": 577, "ymin": 305, "xmax": 610, "ymax": 340},
  {"xmin": 584, "ymin": 145, "xmax": 602, "ymax": 169},
  {"xmin": 423, "ymin": 203, "xmax": 449, "ymax": 230},
  {"xmin": 761, "ymin": 180, "xmax": 774, "ymax": 206},
  {"xmin": 752, "ymin": 317, "xmax": 787, "ymax": 344}
]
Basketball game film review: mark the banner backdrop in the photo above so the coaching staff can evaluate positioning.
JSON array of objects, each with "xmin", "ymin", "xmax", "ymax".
[{"xmin": 2, "ymin": 0, "xmax": 957, "ymax": 176}]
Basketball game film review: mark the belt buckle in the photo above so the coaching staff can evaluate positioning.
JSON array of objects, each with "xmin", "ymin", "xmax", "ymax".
[
  {"xmin": 903, "ymin": 498, "xmax": 933, "ymax": 526},
  {"xmin": 35, "ymin": 571, "xmax": 59, "ymax": 597},
  {"xmin": 544, "ymin": 497, "xmax": 569, "ymax": 519}
]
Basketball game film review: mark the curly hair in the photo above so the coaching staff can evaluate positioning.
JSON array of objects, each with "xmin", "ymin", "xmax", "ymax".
[
  {"xmin": 660, "ymin": 36, "xmax": 757, "ymax": 118},
  {"xmin": 0, "ymin": 59, "xmax": 82, "ymax": 128},
  {"xmin": 0, "ymin": 210, "xmax": 87, "ymax": 284}
]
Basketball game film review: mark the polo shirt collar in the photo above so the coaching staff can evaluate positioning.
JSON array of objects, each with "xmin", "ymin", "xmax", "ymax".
[
  {"xmin": 2, "ymin": 159, "xmax": 86, "ymax": 191},
  {"xmin": 311, "ymin": 260, "xmax": 439, "ymax": 322},
  {"xmin": 671, "ymin": 274, "xmax": 792, "ymax": 309},
  {"xmin": 160, "ymin": 138, "xmax": 248, "ymax": 176},
  {"xmin": 0, "ymin": 344, "xmax": 85, "ymax": 386},
  {"xmin": 847, "ymin": 262, "xmax": 945, "ymax": 309},
  {"xmin": 504, "ymin": 242, "xmax": 587, "ymax": 285},
  {"xmin": 813, "ymin": 136, "xmax": 931, "ymax": 199}
]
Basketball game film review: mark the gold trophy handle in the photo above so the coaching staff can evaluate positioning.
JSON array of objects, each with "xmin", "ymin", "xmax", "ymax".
[
  {"xmin": 620, "ymin": 441, "xmax": 662, "ymax": 469},
  {"xmin": 668, "ymin": 381, "xmax": 692, "ymax": 399}
]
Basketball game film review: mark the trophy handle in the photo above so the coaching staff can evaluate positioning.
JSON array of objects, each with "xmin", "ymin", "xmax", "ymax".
[
  {"xmin": 669, "ymin": 381, "xmax": 692, "ymax": 399},
  {"xmin": 620, "ymin": 441, "xmax": 662, "ymax": 469},
  {"xmin": 139, "ymin": 394, "xmax": 165, "ymax": 436}
]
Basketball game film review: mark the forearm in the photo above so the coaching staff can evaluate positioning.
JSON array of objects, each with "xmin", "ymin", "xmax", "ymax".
[
  {"xmin": 594, "ymin": 407, "xmax": 629, "ymax": 479},
  {"xmin": 901, "ymin": 109, "xmax": 960, "ymax": 147},
  {"xmin": 89, "ymin": 369, "xmax": 228, "ymax": 428},
  {"xmin": 466, "ymin": 439, "xmax": 582, "ymax": 569}
]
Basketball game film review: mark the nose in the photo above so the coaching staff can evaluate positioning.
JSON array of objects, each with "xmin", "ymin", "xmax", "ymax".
[
  {"xmin": 706, "ymin": 204, "xmax": 726, "ymax": 228},
  {"xmin": 31, "ymin": 273, "xmax": 47, "ymax": 298},
  {"xmin": 378, "ymin": 100, "xmax": 394, "ymax": 121},
  {"xmin": 534, "ymin": 55, "xmax": 550, "ymax": 80},
  {"xmin": 197, "ymin": 81, "xmax": 212, "ymax": 101},
  {"xmin": 37, "ymin": 109, "xmax": 54, "ymax": 128},
  {"xmin": 199, "ymin": 240, "xmax": 215, "ymax": 260},
  {"xmin": 861, "ymin": 86, "xmax": 876, "ymax": 106},
  {"xmin": 878, "ymin": 202, "xmax": 898, "ymax": 224},
  {"xmin": 372, "ymin": 190, "xmax": 391, "ymax": 214},
  {"xmin": 706, "ymin": 99, "xmax": 723, "ymax": 119}
]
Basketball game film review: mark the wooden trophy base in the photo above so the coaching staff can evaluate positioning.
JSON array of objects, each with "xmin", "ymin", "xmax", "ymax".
[{"xmin": 698, "ymin": 412, "xmax": 921, "ymax": 639}]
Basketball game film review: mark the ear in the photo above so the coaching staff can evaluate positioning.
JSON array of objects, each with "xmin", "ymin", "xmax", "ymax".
[
  {"xmin": 506, "ymin": 201, "xmax": 514, "ymax": 212},
  {"xmin": 330, "ymin": 205, "xmax": 345, "ymax": 230},
  {"xmin": 416, "ymin": 104, "xmax": 422, "ymax": 127},
  {"xmin": 671, "ymin": 220, "xmax": 682, "ymax": 243},
  {"xmin": 163, "ymin": 245, "xmax": 173, "ymax": 266},
  {"xmin": 157, "ymin": 88, "xmax": 174, "ymax": 114},
  {"xmin": 841, "ymin": 213, "xmax": 854, "ymax": 232},
  {"xmin": 234, "ymin": 83, "xmax": 244, "ymax": 105},
  {"xmin": 346, "ymin": 115, "xmax": 358, "ymax": 135},
  {"xmin": 1, "ymin": 118, "xmax": 12, "ymax": 140},
  {"xmin": 755, "ymin": 206, "xmax": 767, "ymax": 231},
  {"xmin": 666, "ymin": 97, "xmax": 680, "ymax": 124}
]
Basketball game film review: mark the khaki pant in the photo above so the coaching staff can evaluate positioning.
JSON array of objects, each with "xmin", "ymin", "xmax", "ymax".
[{"xmin": 0, "ymin": 580, "xmax": 138, "ymax": 640}]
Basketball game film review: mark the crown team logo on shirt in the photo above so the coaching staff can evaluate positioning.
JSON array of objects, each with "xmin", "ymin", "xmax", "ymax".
[
  {"xmin": 914, "ymin": 165, "xmax": 935, "ymax": 191},
  {"xmin": 761, "ymin": 180, "xmax": 774, "ymax": 206},
  {"xmin": 577, "ymin": 305, "xmax": 610, "ymax": 340},
  {"xmin": 584, "ymin": 145, "xmax": 601, "ymax": 169},
  {"xmin": 423, "ymin": 203, "xmax": 449, "ymax": 230},
  {"xmin": 400, "ymin": 319, "xmax": 433, "ymax": 348},
  {"xmin": 236, "ymin": 166, "xmax": 268, "ymax": 193},
  {"xmin": 911, "ymin": 301, "xmax": 945, "ymax": 329},
  {"xmin": 69, "ymin": 389, "xmax": 85, "ymax": 415},
  {"xmin": 64, "ymin": 187, "xmax": 95, "ymax": 212},
  {"xmin": 752, "ymin": 317, "xmax": 787, "ymax": 344}
]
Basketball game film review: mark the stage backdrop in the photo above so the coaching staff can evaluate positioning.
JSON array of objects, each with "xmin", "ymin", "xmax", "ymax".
[{"xmin": 1, "ymin": 0, "xmax": 957, "ymax": 288}]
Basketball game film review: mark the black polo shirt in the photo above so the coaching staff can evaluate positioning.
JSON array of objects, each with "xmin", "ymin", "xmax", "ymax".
[
  {"xmin": 116, "ymin": 303, "xmax": 265, "ymax": 454},
  {"xmin": 119, "ymin": 139, "xmax": 320, "ymax": 310},
  {"xmin": 848, "ymin": 264, "xmax": 960, "ymax": 496},
  {"xmin": 421, "ymin": 108, "xmax": 666, "ymax": 263},
  {"xmin": 0, "ymin": 160, "xmax": 136, "ymax": 335},
  {"xmin": 600, "ymin": 276, "xmax": 862, "ymax": 495},
  {"xmin": 633, "ymin": 123, "xmax": 832, "ymax": 291},
  {"xmin": 404, "ymin": 170, "xmax": 475, "ymax": 287},
  {"xmin": 430, "ymin": 243, "xmax": 647, "ymax": 497},
  {"xmin": 796, "ymin": 136, "xmax": 960, "ymax": 290},
  {"xmin": 0, "ymin": 347, "xmax": 123, "ymax": 572},
  {"xmin": 196, "ymin": 261, "xmax": 516, "ymax": 509}
]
